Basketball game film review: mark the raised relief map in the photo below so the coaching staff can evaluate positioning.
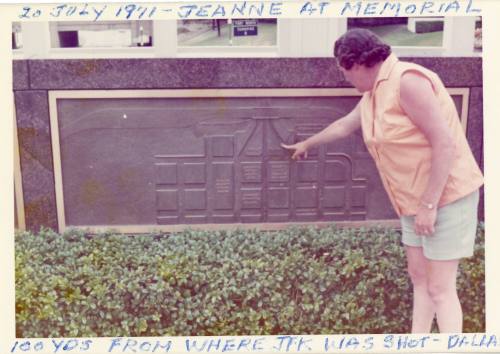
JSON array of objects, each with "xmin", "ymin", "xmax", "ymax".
[{"xmin": 56, "ymin": 95, "xmax": 388, "ymax": 228}]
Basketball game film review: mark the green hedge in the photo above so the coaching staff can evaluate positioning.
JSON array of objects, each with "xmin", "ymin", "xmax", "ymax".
[{"xmin": 15, "ymin": 224, "xmax": 484, "ymax": 337}]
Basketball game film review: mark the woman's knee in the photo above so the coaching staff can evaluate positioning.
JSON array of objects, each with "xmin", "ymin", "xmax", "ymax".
[
  {"xmin": 406, "ymin": 247, "xmax": 428, "ymax": 286},
  {"xmin": 407, "ymin": 263, "xmax": 427, "ymax": 286},
  {"xmin": 427, "ymin": 281, "xmax": 457, "ymax": 304},
  {"xmin": 426, "ymin": 259, "xmax": 460, "ymax": 304}
]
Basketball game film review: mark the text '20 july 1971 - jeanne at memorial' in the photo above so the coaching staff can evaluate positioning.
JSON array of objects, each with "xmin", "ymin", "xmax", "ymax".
[{"xmin": 17, "ymin": 0, "xmax": 481, "ymax": 21}]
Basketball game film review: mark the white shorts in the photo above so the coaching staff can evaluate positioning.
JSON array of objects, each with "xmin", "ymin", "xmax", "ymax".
[{"xmin": 401, "ymin": 190, "xmax": 480, "ymax": 261}]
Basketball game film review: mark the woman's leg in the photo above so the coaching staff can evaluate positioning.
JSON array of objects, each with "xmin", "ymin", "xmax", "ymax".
[
  {"xmin": 406, "ymin": 245, "xmax": 462, "ymax": 333},
  {"xmin": 405, "ymin": 245, "xmax": 436, "ymax": 333},
  {"xmin": 426, "ymin": 258, "xmax": 461, "ymax": 333}
]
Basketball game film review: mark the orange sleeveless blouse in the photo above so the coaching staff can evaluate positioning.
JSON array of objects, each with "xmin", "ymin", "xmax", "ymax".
[{"xmin": 359, "ymin": 54, "xmax": 483, "ymax": 216}]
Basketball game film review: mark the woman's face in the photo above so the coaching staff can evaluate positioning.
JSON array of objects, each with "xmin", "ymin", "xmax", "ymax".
[{"xmin": 339, "ymin": 64, "xmax": 373, "ymax": 93}]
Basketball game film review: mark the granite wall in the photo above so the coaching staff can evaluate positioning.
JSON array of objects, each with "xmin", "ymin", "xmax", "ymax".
[{"xmin": 13, "ymin": 57, "xmax": 483, "ymax": 232}]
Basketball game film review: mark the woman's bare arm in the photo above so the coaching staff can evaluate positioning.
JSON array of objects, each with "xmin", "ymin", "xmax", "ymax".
[{"xmin": 281, "ymin": 102, "xmax": 362, "ymax": 160}]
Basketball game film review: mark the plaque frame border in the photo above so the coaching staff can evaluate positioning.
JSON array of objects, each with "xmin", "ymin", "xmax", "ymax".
[{"xmin": 47, "ymin": 88, "xmax": 470, "ymax": 233}]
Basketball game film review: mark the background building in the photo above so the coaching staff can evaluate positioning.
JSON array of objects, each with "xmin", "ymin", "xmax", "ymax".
[{"xmin": 12, "ymin": 17, "xmax": 481, "ymax": 59}]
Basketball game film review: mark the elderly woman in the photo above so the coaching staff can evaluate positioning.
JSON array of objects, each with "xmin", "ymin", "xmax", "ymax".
[{"xmin": 282, "ymin": 28, "xmax": 483, "ymax": 333}]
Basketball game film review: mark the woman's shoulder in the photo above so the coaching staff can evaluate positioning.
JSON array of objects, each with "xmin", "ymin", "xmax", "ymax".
[{"xmin": 393, "ymin": 60, "xmax": 437, "ymax": 78}]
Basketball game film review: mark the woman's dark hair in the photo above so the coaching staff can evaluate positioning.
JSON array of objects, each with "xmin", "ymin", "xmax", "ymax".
[{"xmin": 334, "ymin": 28, "xmax": 392, "ymax": 70}]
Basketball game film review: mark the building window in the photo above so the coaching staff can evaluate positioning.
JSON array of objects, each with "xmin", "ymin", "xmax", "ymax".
[
  {"xmin": 12, "ymin": 22, "xmax": 22, "ymax": 50},
  {"xmin": 49, "ymin": 21, "xmax": 153, "ymax": 48},
  {"xmin": 348, "ymin": 17, "xmax": 444, "ymax": 47},
  {"xmin": 177, "ymin": 19, "xmax": 277, "ymax": 47},
  {"xmin": 474, "ymin": 16, "xmax": 482, "ymax": 52}
]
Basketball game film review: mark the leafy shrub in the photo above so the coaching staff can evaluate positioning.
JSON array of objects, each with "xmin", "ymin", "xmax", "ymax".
[
  {"xmin": 15, "ymin": 224, "xmax": 485, "ymax": 337},
  {"xmin": 458, "ymin": 222, "xmax": 485, "ymax": 331}
]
